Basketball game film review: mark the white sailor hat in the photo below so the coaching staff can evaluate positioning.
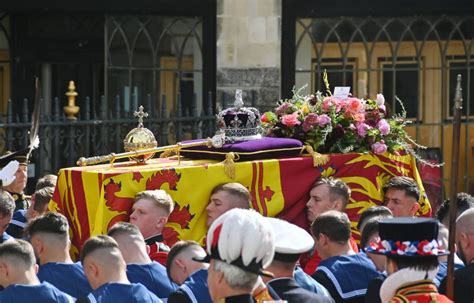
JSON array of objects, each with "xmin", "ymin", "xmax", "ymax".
[{"xmin": 267, "ymin": 217, "xmax": 314, "ymax": 262}]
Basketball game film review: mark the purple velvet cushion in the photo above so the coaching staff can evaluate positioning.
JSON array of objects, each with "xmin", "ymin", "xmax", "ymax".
[{"xmin": 180, "ymin": 137, "xmax": 303, "ymax": 161}]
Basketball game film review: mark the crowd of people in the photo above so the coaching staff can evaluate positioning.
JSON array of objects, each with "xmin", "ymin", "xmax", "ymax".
[{"xmin": 0, "ymin": 149, "xmax": 473, "ymax": 302}]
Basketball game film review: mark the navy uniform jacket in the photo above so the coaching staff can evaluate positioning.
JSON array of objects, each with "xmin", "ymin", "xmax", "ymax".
[
  {"xmin": 222, "ymin": 294, "xmax": 253, "ymax": 302},
  {"xmin": 37, "ymin": 262, "xmax": 92, "ymax": 299},
  {"xmin": 168, "ymin": 269, "xmax": 212, "ymax": 303},
  {"xmin": 81, "ymin": 282, "xmax": 162, "ymax": 303},
  {"xmin": 267, "ymin": 277, "xmax": 335, "ymax": 303},
  {"xmin": 127, "ymin": 262, "xmax": 178, "ymax": 298},
  {"xmin": 312, "ymin": 253, "xmax": 382, "ymax": 303},
  {"xmin": 0, "ymin": 232, "xmax": 12, "ymax": 244},
  {"xmin": 0, "ymin": 281, "xmax": 75, "ymax": 303},
  {"xmin": 6, "ymin": 209, "xmax": 27, "ymax": 238}
]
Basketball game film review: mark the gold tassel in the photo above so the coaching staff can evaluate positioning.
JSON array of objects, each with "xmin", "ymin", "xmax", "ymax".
[
  {"xmin": 222, "ymin": 152, "xmax": 236, "ymax": 179},
  {"xmin": 304, "ymin": 145, "xmax": 329, "ymax": 167}
]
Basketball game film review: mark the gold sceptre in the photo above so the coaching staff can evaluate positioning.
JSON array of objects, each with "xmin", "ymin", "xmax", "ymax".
[{"xmin": 77, "ymin": 132, "xmax": 226, "ymax": 167}]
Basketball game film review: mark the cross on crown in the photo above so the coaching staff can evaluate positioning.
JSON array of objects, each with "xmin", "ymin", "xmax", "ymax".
[{"xmin": 134, "ymin": 105, "xmax": 149, "ymax": 127}]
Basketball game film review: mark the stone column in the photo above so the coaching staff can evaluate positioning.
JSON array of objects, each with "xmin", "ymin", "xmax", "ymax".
[{"xmin": 216, "ymin": 0, "xmax": 281, "ymax": 112}]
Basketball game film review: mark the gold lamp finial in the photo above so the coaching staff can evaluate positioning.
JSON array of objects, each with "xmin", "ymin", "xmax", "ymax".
[{"xmin": 64, "ymin": 80, "xmax": 80, "ymax": 120}]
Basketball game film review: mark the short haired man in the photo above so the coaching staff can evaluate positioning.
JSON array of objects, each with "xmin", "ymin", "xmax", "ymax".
[
  {"xmin": 356, "ymin": 205, "xmax": 392, "ymax": 234},
  {"xmin": 311, "ymin": 211, "xmax": 381, "ymax": 303},
  {"xmin": 439, "ymin": 208, "xmax": 474, "ymax": 302},
  {"xmin": 35, "ymin": 174, "xmax": 58, "ymax": 191},
  {"xmin": 195, "ymin": 208, "xmax": 275, "ymax": 303},
  {"xmin": 130, "ymin": 189, "xmax": 174, "ymax": 264},
  {"xmin": 107, "ymin": 222, "xmax": 177, "ymax": 300},
  {"xmin": 167, "ymin": 240, "xmax": 212, "ymax": 303},
  {"xmin": 264, "ymin": 217, "xmax": 334, "ymax": 302},
  {"xmin": 368, "ymin": 218, "xmax": 452, "ymax": 302},
  {"xmin": 206, "ymin": 182, "xmax": 250, "ymax": 228},
  {"xmin": 80, "ymin": 235, "xmax": 162, "ymax": 303},
  {"xmin": 306, "ymin": 177, "xmax": 351, "ymax": 223},
  {"xmin": 436, "ymin": 192, "xmax": 474, "ymax": 227},
  {"xmin": 0, "ymin": 190, "xmax": 15, "ymax": 244},
  {"xmin": 0, "ymin": 149, "xmax": 32, "ymax": 211},
  {"xmin": 0, "ymin": 239, "xmax": 75, "ymax": 302},
  {"xmin": 383, "ymin": 176, "xmax": 420, "ymax": 217},
  {"xmin": 7, "ymin": 186, "xmax": 54, "ymax": 238},
  {"xmin": 303, "ymin": 177, "xmax": 358, "ymax": 274},
  {"xmin": 25, "ymin": 212, "xmax": 92, "ymax": 298}
]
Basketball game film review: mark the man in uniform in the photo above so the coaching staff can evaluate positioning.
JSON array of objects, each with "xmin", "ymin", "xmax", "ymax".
[
  {"xmin": 368, "ymin": 217, "xmax": 452, "ymax": 302},
  {"xmin": 303, "ymin": 177, "xmax": 359, "ymax": 274},
  {"xmin": 25, "ymin": 212, "xmax": 92, "ymax": 298},
  {"xmin": 130, "ymin": 189, "xmax": 174, "ymax": 265},
  {"xmin": 79, "ymin": 235, "xmax": 162, "ymax": 303},
  {"xmin": 194, "ymin": 208, "xmax": 275, "ymax": 303},
  {"xmin": 0, "ymin": 239, "xmax": 75, "ymax": 302},
  {"xmin": 107, "ymin": 221, "xmax": 177, "ymax": 300},
  {"xmin": 167, "ymin": 240, "xmax": 212, "ymax": 303},
  {"xmin": 0, "ymin": 148, "xmax": 32, "ymax": 211},
  {"xmin": 311, "ymin": 211, "xmax": 381, "ymax": 303},
  {"xmin": 264, "ymin": 217, "xmax": 334, "ymax": 302}
]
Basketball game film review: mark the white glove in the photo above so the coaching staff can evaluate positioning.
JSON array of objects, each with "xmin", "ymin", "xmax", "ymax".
[{"xmin": 0, "ymin": 160, "xmax": 19, "ymax": 187}]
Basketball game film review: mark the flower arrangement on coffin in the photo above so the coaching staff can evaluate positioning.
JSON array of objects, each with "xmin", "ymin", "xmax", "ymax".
[{"xmin": 261, "ymin": 84, "xmax": 429, "ymax": 162}]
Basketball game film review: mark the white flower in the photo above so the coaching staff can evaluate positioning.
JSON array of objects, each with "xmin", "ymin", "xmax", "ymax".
[{"xmin": 376, "ymin": 94, "xmax": 385, "ymax": 106}]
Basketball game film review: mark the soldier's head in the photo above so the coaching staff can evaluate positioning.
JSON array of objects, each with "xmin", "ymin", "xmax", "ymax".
[
  {"xmin": 167, "ymin": 240, "xmax": 208, "ymax": 285},
  {"xmin": 130, "ymin": 190, "xmax": 174, "ymax": 239},
  {"xmin": 206, "ymin": 183, "xmax": 250, "ymax": 227},
  {"xmin": 306, "ymin": 177, "xmax": 351, "ymax": 223},
  {"xmin": 0, "ymin": 150, "xmax": 29, "ymax": 194},
  {"xmin": 0, "ymin": 239, "xmax": 38, "ymax": 287},
  {"xmin": 80, "ymin": 235, "xmax": 128, "ymax": 290},
  {"xmin": 311, "ymin": 210, "xmax": 352, "ymax": 260},
  {"xmin": 0, "ymin": 191, "xmax": 15, "ymax": 235},
  {"xmin": 107, "ymin": 221, "xmax": 150, "ymax": 264},
  {"xmin": 383, "ymin": 176, "xmax": 420, "ymax": 217},
  {"xmin": 25, "ymin": 212, "xmax": 70, "ymax": 265}
]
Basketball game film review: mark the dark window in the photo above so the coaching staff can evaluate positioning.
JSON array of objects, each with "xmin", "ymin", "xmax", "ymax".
[{"xmin": 381, "ymin": 61, "xmax": 419, "ymax": 119}]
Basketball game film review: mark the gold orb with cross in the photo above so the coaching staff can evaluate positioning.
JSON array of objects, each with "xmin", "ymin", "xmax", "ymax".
[{"xmin": 123, "ymin": 106, "xmax": 158, "ymax": 163}]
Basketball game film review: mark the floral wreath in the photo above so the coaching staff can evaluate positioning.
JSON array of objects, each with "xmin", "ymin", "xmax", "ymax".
[{"xmin": 366, "ymin": 239, "xmax": 448, "ymax": 257}]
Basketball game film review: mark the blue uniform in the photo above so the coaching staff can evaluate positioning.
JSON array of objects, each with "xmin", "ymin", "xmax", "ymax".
[
  {"xmin": 6, "ymin": 209, "xmax": 27, "ymax": 238},
  {"xmin": 312, "ymin": 253, "xmax": 382, "ymax": 303},
  {"xmin": 85, "ymin": 282, "xmax": 162, "ymax": 303},
  {"xmin": 0, "ymin": 281, "xmax": 75, "ymax": 302},
  {"xmin": 294, "ymin": 266, "xmax": 331, "ymax": 297},
  {"xmin": 168, "ymin": 269, "xmax": 212, "ymax": 303},
  {"xmin": 434, "ymin": 260, "xmax": 464, "ymax": 287},
  {"xmin": 127, "ymin": 262, "xmax": 178, "ymax": 298},
  {"xmin": 38, "ymin": 262, "xmax": 92, "ymax": 298}
]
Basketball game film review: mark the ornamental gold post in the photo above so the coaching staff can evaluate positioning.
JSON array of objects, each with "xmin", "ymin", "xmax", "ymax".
[{"xmin": 64, "ymin": 80, "xmax": 80, "ymax": 120}]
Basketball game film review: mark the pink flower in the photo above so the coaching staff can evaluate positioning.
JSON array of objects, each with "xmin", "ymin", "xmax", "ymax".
[
  {"xmin": 275, "ymin": 103, "xmax": 291, "ymax": 116},
  {"xmin": 377, "ymin": 119, "xmax": 391, "ymax": 135},
  {"xmin": 317, "ymin": 114, "xmax": 331, "ymax": 127},
  {"xmin": 322, "ymin": 97, "xmax": 343, "ymax": 113},
  {"xmin": 356, "ymin": 123, "xmax": 371, "ymax": 137},
  {"xmin": 281, "ymin": 112, "xmax": 300, "ymax": 127},
  {"xmin": 346, "ymin": 97, "xmax": 363, "ymax": 115},
  {"xmin": 372, "ymin": 140, "xmax": 388, "ymax": 154},
  {"xmin": 353, "ymin": 113, "xmax": 366, "ymax": 123},
  {"xmin": 302, "ymin": 113, "xmax": 318, "ymax": 132}
]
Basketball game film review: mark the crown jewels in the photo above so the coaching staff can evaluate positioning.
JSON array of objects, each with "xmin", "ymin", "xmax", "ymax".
[{"xmin": 216, "ymin": 89, "xmax": 262, "ymax": 143}]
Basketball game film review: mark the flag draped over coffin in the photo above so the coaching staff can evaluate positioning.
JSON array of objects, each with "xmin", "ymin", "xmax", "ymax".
[{"xmin": 51, "ymin": 152, "xmax": 430, "ymax": 260}]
